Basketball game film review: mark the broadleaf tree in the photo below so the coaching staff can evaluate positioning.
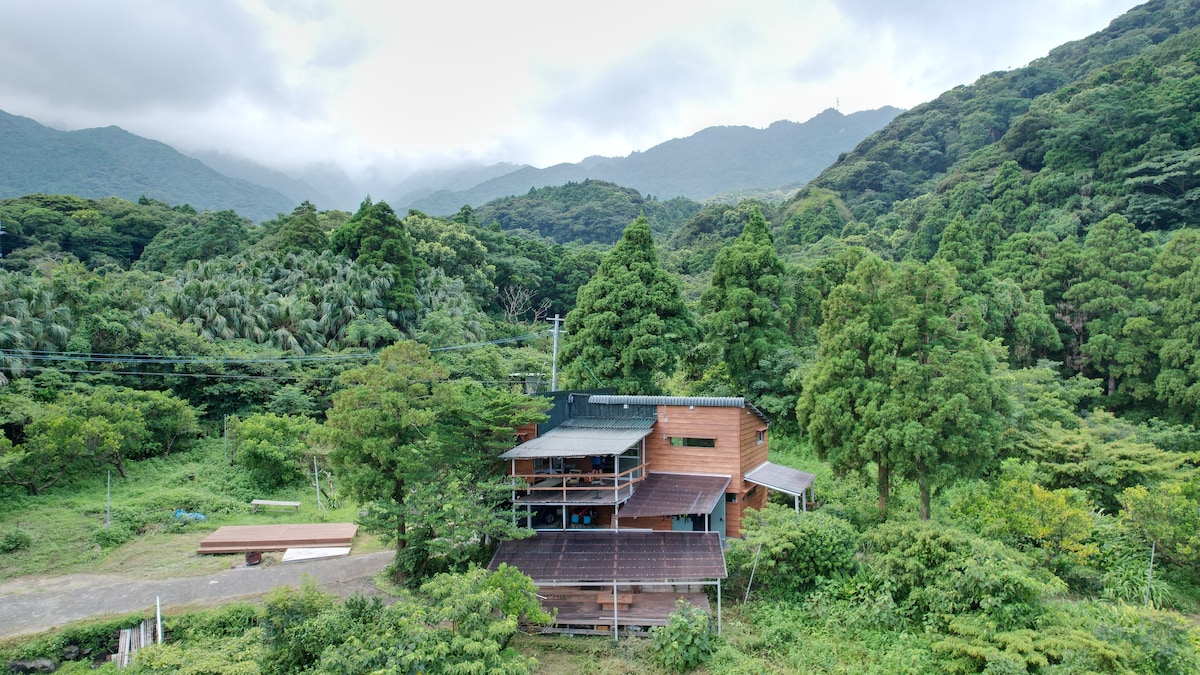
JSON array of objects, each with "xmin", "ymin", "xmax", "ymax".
[{"xmin": 321, "ymin": 341, "xmax": 546, "ymax": 583}]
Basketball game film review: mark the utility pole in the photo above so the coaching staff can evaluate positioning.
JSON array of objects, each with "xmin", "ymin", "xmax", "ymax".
[{"xmin": 548, "ymin": 314, "xmax": 563, "ymax": 390}]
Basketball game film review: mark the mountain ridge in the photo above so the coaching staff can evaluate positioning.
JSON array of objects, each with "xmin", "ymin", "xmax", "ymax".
[
  {"xmin": 402, "ymin": 107, "xmax": 902, "ymax": 215},
  {"xmin": 0, "ymin": 110, "xmax": 294, "ymax": 222}
]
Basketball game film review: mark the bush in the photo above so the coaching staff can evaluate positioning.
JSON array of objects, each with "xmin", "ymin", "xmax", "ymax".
[
  {"xmin": 0, "ymin": 528, "xmax": 32, "ymax": 553},
  {"xmin": 727, "ymin": 505, "xmax": 858, "ymax": 601},
  {"xmin": 861, "ymin": 520, "xmax": 1064, "ymax": 631},
  {"xmin": 649, "ymin": 598, "xmax": 714, "ymax": 672}
]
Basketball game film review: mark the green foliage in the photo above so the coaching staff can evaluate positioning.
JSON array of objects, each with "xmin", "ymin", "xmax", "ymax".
[
  {"xmin": 799, "ymin": 254, "xmax": 1011, "ymax": 519},
  {"xmin": 649, "ymin": 598, "xmax": 715, "ymax": 672},
  {"xmin": 727, "ymin": 505, "xmax": 858, "ymax": 601},
  {"xmin": 322, "ymin": 341, "xmax": 546, "ymax": 583},
  {"xmin": 0, "ymin": 527, "xmax": 31, "ymax": 553},
  {"xmin": 315, "ymin": 565, "xmax": 550, "ymax": 675},
  {"xmin": 699, "ymin": 205, "xmax": 794, "ymax": 411},
  {"xmin": 132, "ymin": 627, "xmax": 266, "ymax": 675},
  {"xmin": 472, "ymin": 179, "xmax": 701, "ymax": 245},
  {"xmin": 260, "ymin": 579, "xmax": 337, "ymax": 674},
  {"xmin": 561, "ymin": 215, "xmax": 698, "ymax": 394},
  {"xmin": 949, "ymin": 460, "xmax": 1099, "ymax": 574},
  {"xmin": 861, "ymin": 520, "xmax": 1064, "ymax": 631},
  {"xmin": 229, "ymin": 413, "xmax": 318, "ymax": 490},
  {"xmin": 329, "ymin": 198, "xmax": 419, "ymax": 324},
  {"xmin": 1021, "ymin": 410, "xmax": 1188, "ymax": 511}
]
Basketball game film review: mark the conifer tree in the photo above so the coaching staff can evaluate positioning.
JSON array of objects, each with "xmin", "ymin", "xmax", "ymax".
[
  {"xmin": 560, "ymin": 215, "xmax": 696, "ymax": 394},
  {"xmin": 699, "ymin": 205, "xmax": 791, "ymax": 395}
]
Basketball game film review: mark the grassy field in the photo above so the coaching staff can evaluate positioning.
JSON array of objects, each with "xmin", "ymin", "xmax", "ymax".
[{"xmin": 0, "ymin": 438, "xmax": 378, "ymax": 583}]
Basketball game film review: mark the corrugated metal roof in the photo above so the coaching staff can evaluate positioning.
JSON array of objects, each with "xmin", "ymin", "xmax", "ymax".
[
  {"xmin": 500, "ymin": 426, "xmax": 651, "ymax": 459},
  {"xmin": 587, "ymin": 395, "xmax": 770, "ymax": 425},
  {"xmin": 619, "ymin": 472, "xmax": 731, "ymax": 518},
  {"xmin": 560, "ymin": 417, "xmax": 656, "ymax": 430},
  {"xmin": 488, "ymin": 531, "xmax": 726, "ymax": 583},
  {"xmin": 743, "ymin": 461, "xmax": 816, "ymax": 496}
]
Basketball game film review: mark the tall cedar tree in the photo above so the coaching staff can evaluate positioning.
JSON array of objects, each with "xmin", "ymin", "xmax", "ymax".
[
  {"xmin": 561, "ymin": 215, "xmax": 697, "ymax": 394},
  {"xmin": 329, "ymin": 198, "xmax": 419, "ymax": 327},
  {"xmin": 799, "ymin": 255, "xmax": 1010, "ymax": 519},
  {"xmin": 699, "ymin": 205, "xmax": 790, "ymax": 394}
]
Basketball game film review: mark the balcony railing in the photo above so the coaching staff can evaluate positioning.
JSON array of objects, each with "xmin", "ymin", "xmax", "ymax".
[{"xmin": 511, "ymin": 463, "xmax": 647, "ymax": 506}]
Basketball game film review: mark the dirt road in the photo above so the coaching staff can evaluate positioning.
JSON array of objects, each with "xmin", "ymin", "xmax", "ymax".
[{"xmin": 0, "ymin": 551, "xmax": 393, "ymax": 639}]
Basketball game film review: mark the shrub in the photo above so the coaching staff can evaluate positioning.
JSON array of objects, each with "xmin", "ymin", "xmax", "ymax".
[
  {"xmin": 861, "ymin": 520, "xmax": 1063, "ymax": 631},
  {"xmin": 649, "ymin": 598, "xmax": 714, "ymax": 672},
  {"xmin": 727, "ymin": 505, "xmax": 858, "ymax": 601},
  {"xmin": 0, "ymin": 528, "xmax": 32, "ymax": 553}
]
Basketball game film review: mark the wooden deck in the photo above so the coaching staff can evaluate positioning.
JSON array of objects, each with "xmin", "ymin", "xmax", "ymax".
[
  {"xmin": 533, "ymin": 588, "xmax": 710, "ymax": 631},
  {"xmin": 197, "ymin": 523, "xmax": 357, "ymax": 554}
]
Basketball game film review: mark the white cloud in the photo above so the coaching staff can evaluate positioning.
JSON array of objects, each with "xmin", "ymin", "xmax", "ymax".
[{"xmin": 0, "ymin": 0, "xmax": 1146, "ymax": 175}]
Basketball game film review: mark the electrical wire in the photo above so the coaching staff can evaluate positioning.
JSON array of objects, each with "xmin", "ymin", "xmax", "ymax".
[{"xmin": 0, "ymin": 331, "xmax": 552, "ymax": 381}]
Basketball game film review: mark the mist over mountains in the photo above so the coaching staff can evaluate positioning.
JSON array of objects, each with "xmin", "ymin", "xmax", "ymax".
[{"xmin": 0, "ymin": 106, "xmax": 900, "ymax": 221}]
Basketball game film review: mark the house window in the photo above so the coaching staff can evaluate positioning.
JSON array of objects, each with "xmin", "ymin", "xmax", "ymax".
[
  {"xmin": 669, "ymin": 437, "xmax": 716, "ymax": 447},
  {"xmin": 725, "ymin": 493, "xmax": 738, "ymax": 503},
  {"xmin": 756, "ymin": 429, "xmax": 766, "ymax": 445}
]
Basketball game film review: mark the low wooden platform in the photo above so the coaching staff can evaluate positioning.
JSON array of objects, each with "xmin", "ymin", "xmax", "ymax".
[
  {"xmin": 197, "ymin": 523, "xmax": 357, "ymax": 554},
  {"xmin": 534, "ymin": 589, "xmax": 710, "ymax": 630}
]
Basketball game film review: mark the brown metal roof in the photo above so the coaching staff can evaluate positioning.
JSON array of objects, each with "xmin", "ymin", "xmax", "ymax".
[
  {"xmin": 197, "ymin": 523, "xmax": 357, "ymax": 554},
  {"xmin": 743, "ymin": 461, "xmax": 816, "ymax": 497},
  {"xmin": 488, "ymin": 531, "xmax": 726, "ymax": 583},
  {"xmin": 618, "ymin": 472, "xmax": 730, "ymax": 518}
]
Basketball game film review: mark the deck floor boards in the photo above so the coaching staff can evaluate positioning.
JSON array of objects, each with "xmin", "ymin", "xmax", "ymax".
[{"xmin": 197, "ymin": 523, "xmax": 357, "ymax": 554}]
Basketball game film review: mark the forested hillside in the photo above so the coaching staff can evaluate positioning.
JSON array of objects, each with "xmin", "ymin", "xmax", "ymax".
[
  {"xmin": 0, "ymin": 111, "xmax": 294, "ymax": 222},
  {"xmin": 2, "ymin": 0, "xmax": 1200, "ymax": 672}
]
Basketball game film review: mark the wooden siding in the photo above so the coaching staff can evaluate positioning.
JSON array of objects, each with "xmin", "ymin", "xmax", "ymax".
[{"xmin": 646, "ymin": 405, "xmax": 743, "ymax": 486}]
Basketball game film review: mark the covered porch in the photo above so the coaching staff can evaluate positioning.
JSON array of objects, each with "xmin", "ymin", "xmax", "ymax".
[
  {"xmin": 744, "ymin": 461, "xmax": 817, "ymax": 512},
  {"xmin": 501, "ymin": 419, "xmax": 652, "ymax": 516}
]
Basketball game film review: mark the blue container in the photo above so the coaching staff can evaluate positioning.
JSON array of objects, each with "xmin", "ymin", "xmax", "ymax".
[
  {"xmin": 571, "ymin": 514, "xmax": 580, "ymax": 523},
  {"xmin": 583, "ymin": 516, "xmax": 592, "ymax": 524}
]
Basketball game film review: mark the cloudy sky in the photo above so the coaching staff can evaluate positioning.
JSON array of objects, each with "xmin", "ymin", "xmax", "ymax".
[{"xmin": 0, "ymin": 0, "xmax": 1143, "ymax": 180}]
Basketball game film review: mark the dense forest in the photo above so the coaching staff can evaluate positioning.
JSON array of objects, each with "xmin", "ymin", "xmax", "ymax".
[{"xmin": 3, "ymin": 0, "xmax": 1200, "ymax": 672}]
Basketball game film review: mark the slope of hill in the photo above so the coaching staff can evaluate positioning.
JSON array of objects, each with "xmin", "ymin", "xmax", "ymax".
[
  {"xmin": 0, "ymin": 110, "xmax": 294, "ymax": 222},
  {"xmin": 404, "ymin": 107, "xmax": 901, "ymax": 215},
  {"xmin": 469, "ymin": 179, "xmax": 701, "ymax": 245},
  {"xmin": 801, "ymin": 0, "xmax": 1200, "ymax": 232}
]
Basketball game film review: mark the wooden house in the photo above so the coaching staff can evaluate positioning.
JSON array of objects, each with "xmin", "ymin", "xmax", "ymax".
[{"xmin": 489, "ymin": 393, "xmax": 816, "ymax": 637}]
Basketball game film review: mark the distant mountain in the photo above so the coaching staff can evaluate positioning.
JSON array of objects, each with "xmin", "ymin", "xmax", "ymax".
[
  {"xmin": 392, "ymin": 162, "xmax": 528, "ymax": 209},
  {"xmin": 0, "ymin": 110, "xmax": 294, "ymax": 222},
  {"xmin": 402, "ymin": 107, "xmax": 902, "ymax": 215},
  {"xmin": 189, "ymin": 150, "xmax": 339, "ymax": 211}
]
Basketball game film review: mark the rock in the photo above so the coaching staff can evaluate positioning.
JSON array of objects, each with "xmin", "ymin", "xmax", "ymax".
[
  {"xmin": 60, "ymin": 645, "xmax": 79, "ymax": 661},
  {"xmin": 9, "ymin": 658, "xmax": 56, "ymax": 673}
]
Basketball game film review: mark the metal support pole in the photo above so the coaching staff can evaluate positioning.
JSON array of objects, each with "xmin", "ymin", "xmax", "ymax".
[
  {"xmin": 549, "ymin": 314, "xmax": 562, "ymax": 390},
  {"xmin": 314, "ymin": 457, "xmax": 323, "ymax": 511},
  {"xmin": 717, "ymin": 581, "xmax": 722, "ymax": 636},
  {"xmin": 156, "ymin": 597, "xmax": 162, "ymax": 644},
  {"xmin": 613, "ymin": 583, "xmax": 619, "ymax": 642}
]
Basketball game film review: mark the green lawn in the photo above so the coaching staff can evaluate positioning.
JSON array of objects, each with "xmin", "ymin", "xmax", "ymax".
[{"xmin": 0, "ymin": 438, "xmax": 373, "ymax": 582}]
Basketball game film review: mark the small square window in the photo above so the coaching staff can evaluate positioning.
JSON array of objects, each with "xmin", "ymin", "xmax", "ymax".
[{"xmin": 756, "ymin": 429, "xmax": 765, "ymax": 445}]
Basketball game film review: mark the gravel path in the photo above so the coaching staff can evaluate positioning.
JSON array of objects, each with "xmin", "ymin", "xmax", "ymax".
[{"xmin": 0, "ymin": 551, "xmax": 394, "ymax": 639}]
